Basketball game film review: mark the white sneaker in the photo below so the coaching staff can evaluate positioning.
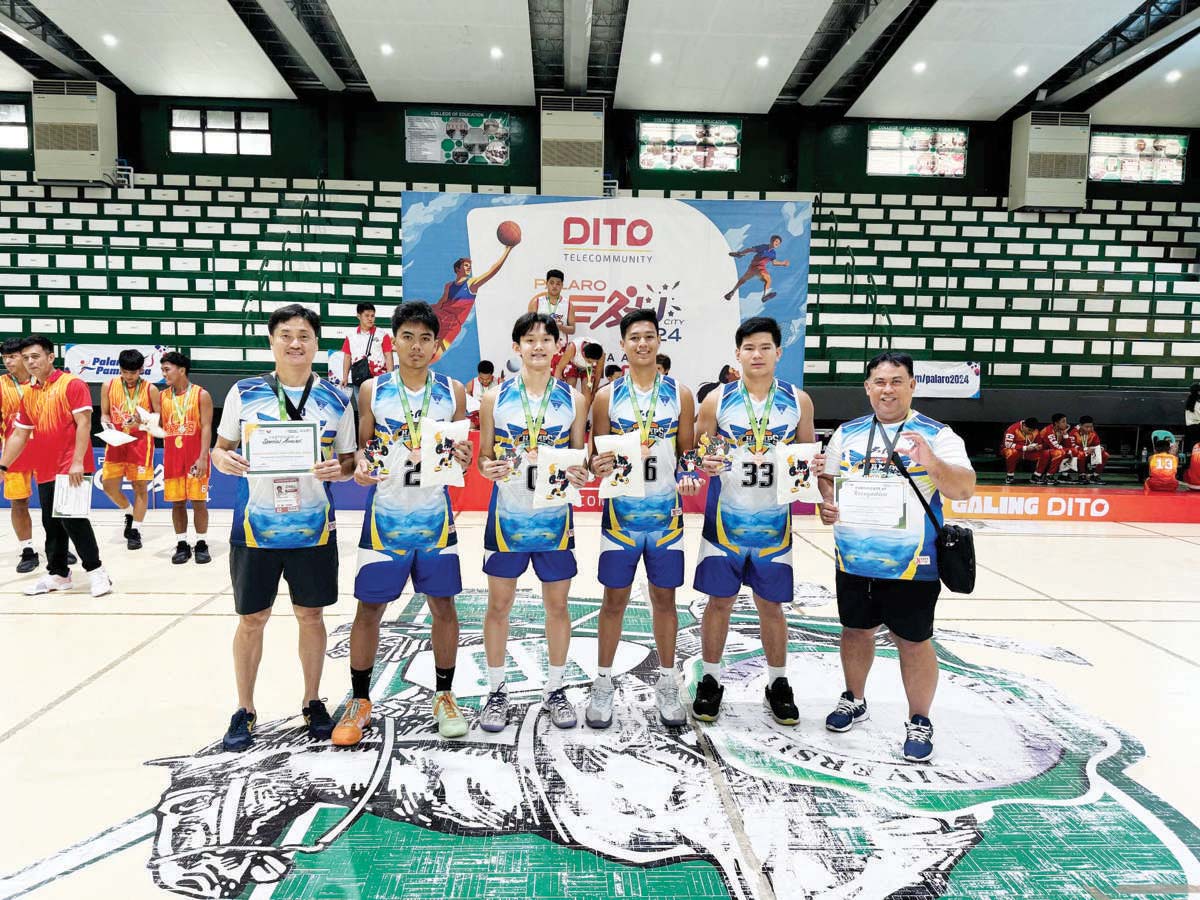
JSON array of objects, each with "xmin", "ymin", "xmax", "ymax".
[
  {"xmin": 655, "ymin": 672, "xmax": 687, "ymax": 726},
  {"xmin": 89, "ymin": 567, "xmax": 114, "ymax": 597},
  {"xmin": 585, "ymin": 677, "xmax": 615, "ymax": 729},
  {"xmin": 24, "ymin": 573, "xmax": 73, "ymax": 595}
]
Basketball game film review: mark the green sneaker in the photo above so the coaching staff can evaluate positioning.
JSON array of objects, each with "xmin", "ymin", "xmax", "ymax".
[{"xmin": 433, "ymin": 691, "xmax": 469, "ymax": 738}]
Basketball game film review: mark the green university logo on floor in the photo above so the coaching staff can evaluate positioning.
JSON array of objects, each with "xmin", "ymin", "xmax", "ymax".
[{"xmin": 2, "ymin": 587, "xmax": 1197, "ymax": 899}]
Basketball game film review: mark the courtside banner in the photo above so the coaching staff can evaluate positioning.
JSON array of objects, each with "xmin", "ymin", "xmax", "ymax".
[
  {"xmin": 400, "ymin": 192, "xmax": 811, "ymax": 389},
  {"xmin": 913, "ymin": 360, "xmax": 980, "ymax": 398},
  {"xmin": 946, "ymin": 486, "xmax": 1200, "ymax": 523},
  {"xmin": 64, "ymin": 343, "xmax": 169, "ymax": 385}
]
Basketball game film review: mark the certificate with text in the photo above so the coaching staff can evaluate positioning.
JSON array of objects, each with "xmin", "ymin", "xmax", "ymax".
[
  {"xmin": 834, "ymin": 477, "xmax": 907, "ymax": 529},
  {"xmin": 242, "ymin": 421, "xmax": 321, "ymax": 477}
]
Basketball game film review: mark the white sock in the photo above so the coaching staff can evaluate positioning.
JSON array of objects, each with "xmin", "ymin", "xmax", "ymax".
[
  {"xmin": 175, "ymin": 530, "xmax": 187, "ymax": 541},
  {"xmin": 546, "ymin": 664, "xmax": 565, "ymax": 692},
  {"xmin": 658, "ymin": 666, "xmax": 674, "ymax": 680},
  {"xmin": 595, "ymin": 666, "xmax": 612, "ymax": 684},
  {"xmin": 768, "ymin": 665, "xmax": 788, "ymax": 685},
  {"xmin": 19, "ymin": 539, "xmax": 32, "ymax": 551},
  {"xmin": 488, "ymin": 666, "xmax": 506, "ymax": 692},
  {"xmin": 195, "ymin": 530, "xmax": 207, "ymax": 543},
  {"xmin": 702, "ymin": 660, "xmax": 721, "ymax": 681}
]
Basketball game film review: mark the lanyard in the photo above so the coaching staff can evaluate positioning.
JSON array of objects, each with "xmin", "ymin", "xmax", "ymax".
[
  {"xmin": 739, "ymin": 380, "xmax": 776, "ymax": 453},
  {"xmin": 272, "ymin": 374, "xmax": 314, "ymax": 421},
  {"xmin": 517, "ymin": 378, "xmax": 554, "ymax": 451},
  {"xmin": 9, "ymin": 374, "xmax": 23, "ymax": 400},
  {"xmin": 863, "ymin": 416, "xmax": 906, "ymax": 478},
  {"xmin": 626, "ymin": 375, "xmax": 660, "ymax": 445},
  {"xmin": 394, "ymin": 372, "xmax": 433, "ymax": 449}
]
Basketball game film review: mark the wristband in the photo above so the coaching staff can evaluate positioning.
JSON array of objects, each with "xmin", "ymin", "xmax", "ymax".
[{"xmin": 0, "ymin": 464, "xmax": 8, "ymax": 473}]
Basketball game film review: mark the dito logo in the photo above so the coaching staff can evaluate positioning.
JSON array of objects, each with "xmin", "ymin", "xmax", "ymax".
[{"xmin": 562, "ymin": 217, "xmax": 653, "ymax": 247}]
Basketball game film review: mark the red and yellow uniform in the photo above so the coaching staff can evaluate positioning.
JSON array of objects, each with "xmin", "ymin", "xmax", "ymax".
[
  {"xmin": 12, "ymin": 369, "xmax": 95, "ymax": 481},
  {"xmin": 161, "ymin": 383, "xmax": 209, "ymax": 503},
  {"xmin": 1034, "ymin": 424, "xmax": 1068, "ymax": 476},
  {"xmin": 102, "ymin": 377, "xmax": 154, "ymax": 482},
  {"xmin": 1, "ymin": 374, "xmax": 33, "ymax": 499},
  {"xmin": 1183, "ymin": 445, "xmax": 1200, "ymax": 489},
  {"xmin": 1064, "ymin": 427, "xmax": 1109, "ymax": 474},
  {"xmin": 1145, "ymin": 452, "xmax": 1179, "ymax": 493},
  {"xmin": 1000, "ymin": 421, "xmax": 1040, "ymax": 475}
]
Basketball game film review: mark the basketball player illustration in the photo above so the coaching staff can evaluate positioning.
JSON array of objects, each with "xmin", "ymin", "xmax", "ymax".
[
  {"xmin": 724, "ymin": 235, "xmax": 789, "ymax": 303},
  {"xmin": 431, "ymin": 221, "xmax": 522, "ymax": 360}
]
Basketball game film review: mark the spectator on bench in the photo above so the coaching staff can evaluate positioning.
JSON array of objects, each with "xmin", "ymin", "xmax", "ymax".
[
  {"xmin": 1001, "ymin": 417, "xmax": 1041, "ymax": 485},
  {"xmin": 1183, "ymin": 440, "xmax": 1200, "ymax": 492},
  {"xmin": 1031, "ymin": 413, "xmax": 1070, "ymax": 486},
  {"xmin": 1064, "ymin": 416, "xmax": 1109, "ymax": 485},
  {"xmin": 1145, "ymin": 431, "xmax": 1179, "ymax": 493}
]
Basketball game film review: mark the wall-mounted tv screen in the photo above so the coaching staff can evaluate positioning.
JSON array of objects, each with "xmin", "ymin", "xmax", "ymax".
[
  {"xmin": 1089, "ymin": 131, "xmax": 1187, "ymax": 184},
  {"xmin": 867, "ymin": 124, "xmax": 967, "ymax": 178},
  {"xmin": 637, "ymin": 117, "xmax": 741, "ymax": 172}
]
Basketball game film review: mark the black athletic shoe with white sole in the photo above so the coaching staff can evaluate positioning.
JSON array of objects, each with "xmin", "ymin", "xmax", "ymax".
[
  {"xmin": 764, "ymin": 678, "xmax": 799, "ymax": 726},
  {"xmin": 691, "ymin": 674, "xmax": 724, "ymax": 722}
]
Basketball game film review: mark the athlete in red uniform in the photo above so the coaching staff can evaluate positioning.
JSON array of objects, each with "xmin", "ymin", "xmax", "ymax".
[
  {"xmin": 1063, "ymin": 415, "xmax": 1110, "ymax": 484},
  {"xmin": 1032, "ymin": 413, "xmax": 1070, "ymax": 484},
  {"xmin": 1145, "ymin": 435, "xmax": 1179, "ymax": 493},
  {"xmin": 1182, "ymin": 443, "xmax": 1200, "ymax": 491},
  {"xmin": 1001, "ymin": 417, "xmax": 1040, "ymax": 484}
]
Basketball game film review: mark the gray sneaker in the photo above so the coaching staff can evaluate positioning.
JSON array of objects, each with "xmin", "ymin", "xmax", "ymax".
[
  {"xmin": 585, "ymin": 678, "xmax": 615, "ymax": 729},
  {"xmin": 543, "ymin": 688, "xmax": 578, "ymax": 729},
  {"xmin": 655, "ymin": 672, "xmax": 687, "ymax": 726},
  {"xmin": 479, "ymin": 689, "xmax": 510, "ymax": 733}
]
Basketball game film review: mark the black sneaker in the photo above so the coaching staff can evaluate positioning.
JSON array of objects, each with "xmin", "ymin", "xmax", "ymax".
[
  {"xmin": 222, "ymin": 708, "xmax": 256, "ymax": 751},
  {"xmin": 66, "ymin": 551, "xmax": 77, "ymax": 565},
  {"xmin": 1004, "ymin": 474, "xmax": 1015, "ymax": 485},
  {"xmin": 1030, "ymin": 473, "xmax": 1043, "ymax": 485},
  {"xmin": 16, "ymin": 547, "xmax": 38, "ymax": 574},
  {"xmin": 194, "ymin": 541, "xmax": 212, "ymax": 564},
  {"xmin": 764, "ymin": 678, "xmax": 799, "ymax": 726},
  {"xmin": 171, "ymin": 541, "xmax": 192, "ymax": 564},
  {"xmin": 303, "ymin": 699, "xmax": 335, "ymax": 740},
  {"xmin": 123, "ymin": 513, "xmax": 134, "ymax": 540},
  {"xmin": 1092, "ymin": 475, "xmax": 1104, "ymax": 485},
  {"xmin": 127, "ymin": 528, "xmax": 142, "ymax": 550},
  {"xmin": 691, "ymin": 674, "xmax": 724, "ymax": 722}
]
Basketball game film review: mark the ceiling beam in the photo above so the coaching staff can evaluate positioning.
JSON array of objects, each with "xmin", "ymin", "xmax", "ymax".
[
  {"xmin": 563, "ymin": 0, "xmax": 592, "ymax": 92},
  {"xmin": 798, "ymin": 0, "xmax": 910, "ymax": 106},
  {"xmin": 1046, "ymin": 3, "xmax": 1200, "ymax": 105},
  {"xmin": 252, "ymin": 0, "xmax": 345, "ymax": 91},
  {"xmin": 0, "ymin": 4, "xmax": 94, "ymax": 79}
]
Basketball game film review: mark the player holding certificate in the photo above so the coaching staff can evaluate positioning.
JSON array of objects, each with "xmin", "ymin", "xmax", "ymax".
[
  {"xmin": 477, "ymin": 312, "xmax": 591, "ymax": 733},
  {"xmin": 586, "ymin": 308, "xmax": 700, "ymax": 728},
  {"xmin": 692, "ymin": 317, "xmax": 816, "ymax": 726},
  {"xmin": 334, "ymin": 302, "xmax": 474, "ymax": 746}
]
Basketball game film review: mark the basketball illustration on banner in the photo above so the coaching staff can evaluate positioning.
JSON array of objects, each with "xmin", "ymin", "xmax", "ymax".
[{"xmin": 497, "ymin": 220, "xmax": 522, "ymax": 247}]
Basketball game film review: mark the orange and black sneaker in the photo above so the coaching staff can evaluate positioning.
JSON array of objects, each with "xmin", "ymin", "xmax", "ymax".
[{"xmin": 332, "ymin": 698, "xmax": 372, "ymax": 747}]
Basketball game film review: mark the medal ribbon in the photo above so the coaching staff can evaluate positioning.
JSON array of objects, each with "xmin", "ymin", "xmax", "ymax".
[
  {"xmin": 863, "ymin": 417, "xmax": 905, "ymax": 478},
  {"xmin": 273, "ymin": 374, "xmax": 314, "ymax": 422},
  {"xmin": 10, "ymin": 374, "xmax": 24, "ymax": 400},
  {"xmin": 739, "ymin": 380, "xmax": 776, "ymax": 453},
  {"xmin": 394, "ymin": 372, "xmax": 433, "ymax": 450},
  {"xmin": 170, "ymin": 384, "xmax": 193, "ymax": 435},
  {"xmin": 518, "ymin": 378, "xmax": 554, "ymax": 452},
  {"xmin": 121, "ymin": 379, "xmax": 142, "ymax": 421},
  {"xmin": 626, "ymin": 375, "xmax": 660, "ymax": 445}
]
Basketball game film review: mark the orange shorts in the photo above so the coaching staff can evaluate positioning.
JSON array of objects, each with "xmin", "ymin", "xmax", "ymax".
[
  {"xmin": 3, "ymin": 470, "xmax": 31, "ymax": 501},
  {"xmin": 163, "ymin": 474, "xmax": 209, "ymax": 503},
  {"xmin": 101, "ymin": 460, "xmax": 155, "ymax": 482}
]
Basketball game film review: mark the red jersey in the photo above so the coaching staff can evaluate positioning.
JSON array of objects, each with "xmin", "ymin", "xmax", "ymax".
[
  {"xmin": 1064, "ymin": 427, "xmax": 1102, "ymax": 451},
  {"xmin": 1147, "ymin": 452, "xmax": 1178, "ymax": 491},
  {"xmin": 13, "ymin": 369, "xmax": 95, "ymax": 482},
  {"xmin": 1185, "ymin": 445, "xmax": 1200, "ymax": 487},
  {"xmin": 1, "ymin": 374, "xmax": 33, "ymax": 473},
  {"xmin": 161, "ymin": 383, "xmax": 208, "ymax": 477},
  {"xmin": 1036, "ymin": 425, "xmax": 1067, "ymax": 452},
  {"xmin": 1002, "ymin": 422, "xmax": 1038, "ymax": 452}
]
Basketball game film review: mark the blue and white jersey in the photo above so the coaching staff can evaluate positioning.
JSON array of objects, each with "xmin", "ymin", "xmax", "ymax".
[
  {"xmin": 824, "ymin": 409, "xmax": 972, "ymax": 581},
  {"xmin": 363, "ymin": 370, "xmax": 457, "ymax": 551},
  {"xmin": 702, "ymin": 378, "xmax": 801, "ymax": 550},
  {"xmin": 485, "ymin": 376, "xmax": 577, "ymax": 552},
  {"xmin": 217, "ymin": 375, "xmax": 354, "ymax": 549},
  {"xmin": 604, "ymin": 375, "xmax": 682, "ymax": 539}
]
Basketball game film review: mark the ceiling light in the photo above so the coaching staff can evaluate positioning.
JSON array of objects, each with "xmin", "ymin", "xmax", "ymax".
[
  {"xmin": 380, "ymin": 43, "xmax": 393, "ymax": 56},
  {"xmin": 756, "ymin": 55, "xmax": 769, "ymax": 68},
  {"xmin": 649, "ymin": 51, "xmax": 662, "ymax": 65},
  {"xmin": 101, "ymin": 33, "xmax": 118, "ymax": 47},
  {"xmin": 1014, "ymin": 64, "xmax": 1029, "ymax": 77},
  {"xmin": 490, "ymin": 46, "xmax": 503, "ymax": 60},
  {"xmin": 1166, "ymin": 69, "xmax": 1182, "ymax": 83},
  {"xmin": 912, "ymin": 60, "xmax": 926, "ymax": 74}
]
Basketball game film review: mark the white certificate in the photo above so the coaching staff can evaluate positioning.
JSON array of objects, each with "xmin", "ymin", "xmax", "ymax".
[
  {"xmin": 775, "ymin": 441, "xmax": 822, "ymax": 504},
  {"xmin": 98, "ymin": 428, "xmax": 137, "ymax": 447},
  {"xmin": 242, "ymin": 421, "xmax": 321, "ymax": 477},
  {"xmin": 594, "ymin": 431, "xmax": 645, "ymax": 499},
  {"xmin": 532, "ymin": 446, "xmax": 586, "ymax": 508},
  {"xmin": 834, "ymin": 477, "xmax": 906, "ymax": 529},
  {"xmin": 53, "ymin": 474, "xmax": 92, "ymax": 518}
]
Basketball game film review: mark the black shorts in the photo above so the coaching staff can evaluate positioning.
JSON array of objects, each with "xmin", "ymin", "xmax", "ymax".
[
  {"xmin": 230, "ymin": 541, "xmax": 339, "ymax": 616},
  {"xmin": 835, "ymin": 570, "xmax": 940, "ymax": 643}
]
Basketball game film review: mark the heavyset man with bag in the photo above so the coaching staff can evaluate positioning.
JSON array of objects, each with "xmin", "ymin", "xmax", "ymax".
[{"xmin": 815, "ymin": 351, "xmax": 975, "ymax": 763}]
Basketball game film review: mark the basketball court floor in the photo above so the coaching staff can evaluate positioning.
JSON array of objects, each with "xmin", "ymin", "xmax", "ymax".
[{"xmin": 2, "ymin": 509, "xmax": 1199, "ymax": 900}]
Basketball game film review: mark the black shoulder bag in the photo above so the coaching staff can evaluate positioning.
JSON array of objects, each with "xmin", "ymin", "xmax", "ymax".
[
  {"xmin": 890, "ymin": 451, "xmax": 976, "ymax": 594},
  {"xmin": 350, "ymin": 329, "xmax": 376, "ymax": 386}
]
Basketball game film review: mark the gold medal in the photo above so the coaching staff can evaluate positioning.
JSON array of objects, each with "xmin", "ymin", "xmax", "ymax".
[
  {"xmin": 641, "ymin": 444, "xmax": 652, "ymax": 460},
  {"xmin": 174, "ymin": 436, "xmax": 183, "ymax": 449}
]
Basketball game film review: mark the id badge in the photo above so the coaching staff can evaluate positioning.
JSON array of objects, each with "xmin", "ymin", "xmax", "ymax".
[{"xmin": 273, "ymin": 477, "xmax": 301, "ymax": 513}]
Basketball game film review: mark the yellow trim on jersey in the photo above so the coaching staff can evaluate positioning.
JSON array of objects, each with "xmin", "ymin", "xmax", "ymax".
[
  {"xmin": 757, "ymin": 526, "xmax": 792, "ymax": 557},
  {"xmin": 494, "ymin": 518, "xmax": 511, "ymax": 552},
  {"xmin": 713, "ymin": 499, "xmax": 740, "ymax": 553},
  {"xmin": 556, "ymin": 515, "xmax": 571, "ymax": 550},
  {"xmin": 604, "ymin": 502, "xmax": 637, "ymax": 546},
  {"xmin": 242, "ymin": 505, "xmax": 258, "ymax": 548},
  {"xmin": 435, "ymin": 496, "xmax": 452, "ymax": 549},
  {"xmin": 369, "ymin": 507, "xmax": 385, "ymax": 551},
  {"xmin": 656, "ymin": 525, "xmax": 683, "ymax": 547}
]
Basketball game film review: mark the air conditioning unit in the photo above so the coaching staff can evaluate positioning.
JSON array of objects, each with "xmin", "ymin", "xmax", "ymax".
[
  {"xmin": 32, "ymin": 80, "xmax": 119, "ymax": 184},
  {"xmin": 1008, "ymin": 111, "xmax": 1090, "ymax": 211},
  {"xmin": 540, "ymin": 96, "xmax": 604, "ymax": 196}
]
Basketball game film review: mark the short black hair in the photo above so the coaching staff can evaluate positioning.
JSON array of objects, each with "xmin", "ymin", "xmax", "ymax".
[
  {"xmin": 268, "ymin": 302, "xmax": 321, "ymax": 337},
  {"xmin": 1, "ymin": 337, "xmax": 22, "ymax": 355},
  {"xmin": 392, "ymin": 300, "xmax": 439, "ymax": 338},
  {"xmin": 355, "ymin": 302, "xmax": 377, "ymax": 314},
  {"xmin": 477, "ymin": 360, "xmax": 495, "ymax": 375},
  {"xmin": 718, "ymin": 364, "xmax": 735, "ymax": 382},
  {"xmin": 865, "ymin": 351, "xmax": 914, "ymax": 378},
  {"xmin": 697, "ymin": 382, "xmax": 719, "ymax": 404},
  {"xmin": 546, "ymin": 268, "xmax": 564, "ymax": 282},
  {"xmin": 512, "ymin": 311, "xmax": 559, "ymax": 344},
  {"xmin": 770, "ymin": 234, "xmax": 782, "ymax": 243},
  {"xmin": 735, "ymin": 316, "xmax": 781, "ymax": 348},
  {"xmin": 453, "ymin": 257, "xmax": 470, "ymax": 273},
  {"xmin": 118, "ymin": 349, "xmax": 145, "ymax": 371},
  {"xmin": 619, "ymin": 307, "xmax": 659, "ymax": 339},
  {"xmin": 19, "ymin": 335, "xmax": 53, "ymax": 354},
  {"xmin": 1154, "ymin": 438, "xmax": 1172, "ymax": 453},
  {"xmin": 655, "ymin": 353, "xmax": 671, "ymax": 372},
  {"xmin": 1079, "ymin": 415, "xmax": 1094, "ymax": 425},
  {"xmin": 1051, "ymin": 413, "xmax": 1068, "ymax": 425},
  {"xmin": 582, "ymin": 342, "xmax": 604, "ymax": 361},
  {"xmin": 160, "ymin": 350, "xmax": 191, "ymax": 373},
  {"xmin": 604, "ymin": 364, "xmax": 621, "ymax": 379},
  {"xmin": 1022, "ymin": 417, "xmax": 1039, "ymax": 429}
]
